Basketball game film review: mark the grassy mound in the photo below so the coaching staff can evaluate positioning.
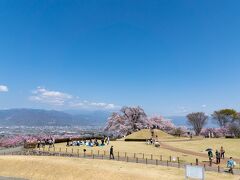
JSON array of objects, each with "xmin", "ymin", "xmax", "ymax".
[{"xmin": 124, "ymin": 129, "xmax": 174, "ymax": 140}]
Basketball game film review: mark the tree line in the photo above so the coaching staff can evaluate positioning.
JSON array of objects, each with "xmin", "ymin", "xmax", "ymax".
[{"xmin": 187, "ymin": 109, "xmax": 240, "ymax": 137}]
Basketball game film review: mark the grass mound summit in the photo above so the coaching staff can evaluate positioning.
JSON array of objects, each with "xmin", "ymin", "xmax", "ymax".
[{"xmin": 124, "ymin": 129, "xmax": 174, "ymax": 141}]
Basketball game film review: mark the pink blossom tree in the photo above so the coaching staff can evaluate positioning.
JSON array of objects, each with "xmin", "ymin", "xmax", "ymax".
[{"xmin": 104, "ymin": 106, "xmax": 148, "ymax": 137}]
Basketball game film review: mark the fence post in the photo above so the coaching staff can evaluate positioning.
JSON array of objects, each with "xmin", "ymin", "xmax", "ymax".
[
  {"xmin": 104, "ymin": 151, "xmax": 106, "ymax": 156},
  {"xmin": 146, "ymin": 158, "xmax": 148, "ymax": 164},
  {"xmin": 218, "ymin": 166, "xmax": 220, "ymax": 173},
  {"xmin": 118, "ymin": 152, "xmax": 119, "ymax": 160},
  {"xmin": 54, "ymin": 147, "xmax": 55, "ymax": 152},
  {"xmin": 167, "ymin": 160, "xmax": 169, "ymax": 166},
  {"xmin": 169, "ymin": 156, "xmax": 171, "ymax": 162},
  {"xmin": 134, "ymin": 153, "xmax": 136, "ymax": 158},
  {"xmin": 204, "ymin": 164, "xmax": 206, "ymax": 170},
  {"xmin": 125, "ymin": 152, "xmax": 127, "ymax": 158},
  {"xmin": 66, "ymin": 148, "xmax": 67, "ymax": 153},
  {"xmin": 160, "ymin": 155, "xmax": 162, "ymax": 161},
  {"xmin": 136, "ymin": 157, "xmax": 138, "ymax": 163},
  {"xmin": 156, "ymin": 159, "xmax": 158, "ymax": 165},
  {"xmin": 177, "ymin": 157, "xmax": 180, "ymax": 168},
  {"xmin": 196, "ymin": 158, "xmax": 199, "ymax": 165},
  {"xmin": 127, "ymin": 156, "xmax": 129, "ymax": 162},
  {"xmin": 143, "ymin": 153, "xmax": 145, "ymax": 159},
  {"xmin": 102, "ymin": 154, "xmax": 103, "ymax": 159},
  {"xmin": 93, "ymin": 154, "xmax": 95, "ymax": 159},
  {"xmin": 72, "ymin": 148, "xmax": 73, "ymax": 154},
  {"xmin": 98, "ymin": 150, "xmax": 99, "ymax": 156},
  {"xmin": 151, "ymin": 154, "xmax": 153, "ymax": 160},
  {"xmin": 59, "ymin": 148, "xmax": 61, "ymax": 152}
]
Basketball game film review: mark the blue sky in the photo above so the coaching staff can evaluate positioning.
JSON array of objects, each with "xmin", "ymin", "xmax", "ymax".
[{"xmin": 0, "ymin": 0, "xmax": 240, "ymax": 116}]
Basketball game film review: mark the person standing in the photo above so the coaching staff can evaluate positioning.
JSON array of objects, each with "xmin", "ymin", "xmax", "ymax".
[
  {"xmin": 216, "ymin": 150, "xmax": 221, "ymax": 164},
  {"xmin": 208, "ymin": 150, "xmax": 213, "ymax": 166},
  {"xmin": 220, "ymin": 146, "xmax": 225, "ymax": 159},
  {"xmin": 110, "ymin": 146, "xmax": 114, "ymax": 159},
  {"xmin": 107, "ymin": 136, "xmax": 110, "ymax": 145}
]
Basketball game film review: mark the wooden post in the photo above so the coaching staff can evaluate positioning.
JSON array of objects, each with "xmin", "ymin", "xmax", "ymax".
[
  {"xmin": 169, "ymin": 156, "xmax": 171, "ymax": 162},
  {"xmin": 177, "ymin": 157, "xmax": 180, "ymax": 168},
  {"xmin": 146, "ymin": 158, "xmax": 148, "ymax": 164},
  {"xmin": 156, "ymin": 159, "xmax": 158, "ymax": 165},
  {"xmin": 59, "ymin": 148, "xmax": 61, "ymax": 152},
  {"xmin": 134, "ymin": 153, "xmax": 136, "ymax": 158},
  {"xmin": 98, "ymin": 150, "xmax": 99, "ymax": 156},
  {"xmin": 136, "ymin": 158, "xmax": 138, "ymax": 163},
  {"xmin": 151, "ymin": 154, "xmax": 153, "ymax": 160},
  {"xmin": 218, "ymin": 166, "xmax": 220, "ymax": 173},
  {"xmin": 118, "ymin": 152, "xmax": 119, "ymax": 159},
  {"xmin": 54, "ymin": 147, "xmax": 55, "ymax": 152},
  {"xmin": 143, "ymin": 153, "xmax": 145, "ymax": 159},
  {"xmin": 93, "ymin": 154, "xmax": 95, "ymax": 159},
  {"xmin": 66, "ymin": 148, "xmax": 67, "ymax": 153},
  {"xmin": 127, "ymin": 157, "xmax": 129, "ymax": 162},
  {"xmin": 104, "ymin": 151, "xmax": 106, "ymax": 156},
  {"xmin": 160, "ymin": 155, "xmax": 162, "ymax": 161},
  {"xmin": 204, "ymin": 164, "xmax": 206, "ymax": 170},
  {"xmin": 196, "ymin": 158, "xmax": 199, "ymax": 165},
  {"xmin": 167, "ymin": 160, "xmax": 169, "ymax": 166},
  {"xmin": 125, "ymin": 152, "xmax": 127, "ymax": 158},
  {"xmin": 102, "ymin": 154, "xmax": 103, "ymax": 159}
]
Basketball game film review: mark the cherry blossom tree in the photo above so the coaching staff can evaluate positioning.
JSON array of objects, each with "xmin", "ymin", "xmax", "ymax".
[
  {"xmin": 104, "ymin": 106, "xmax": 148, "ymax": 137},
  {"xmin": 104, "ymin": 107, "xmax": 179, "ymax": 137}
]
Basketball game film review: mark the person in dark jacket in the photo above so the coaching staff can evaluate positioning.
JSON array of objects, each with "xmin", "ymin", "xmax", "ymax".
[
  {"xmin": 216, "ymin": 150, "xmax": 221, "ymax": 164},
  {"xmin": 110, "ymin": 146, "xmax": 114, "ymax": 159},
  {"xmin": 208, "ymin": 150, "xmax": 213, "ymax": 166}
]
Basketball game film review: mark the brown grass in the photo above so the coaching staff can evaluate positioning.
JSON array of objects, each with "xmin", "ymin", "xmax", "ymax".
[{"xmin": 0, "ymin": 156, "xmax": 238, "ymax": 180}]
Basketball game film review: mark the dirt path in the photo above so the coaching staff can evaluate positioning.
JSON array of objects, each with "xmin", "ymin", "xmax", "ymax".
[{"xmin": 159, "ymin": 141, "xmax": 240, "ymax": 166}]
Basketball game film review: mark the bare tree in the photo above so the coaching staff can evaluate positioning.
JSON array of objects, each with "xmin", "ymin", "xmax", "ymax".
[{"xmin": 187, "ymin": 112, "xmax": 208, "ymax": 136}]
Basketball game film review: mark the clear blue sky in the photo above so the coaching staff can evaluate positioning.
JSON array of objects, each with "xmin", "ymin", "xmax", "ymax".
[{"xmin": 0, "ymin": 0, "xmax": 240, "ymax": 116}]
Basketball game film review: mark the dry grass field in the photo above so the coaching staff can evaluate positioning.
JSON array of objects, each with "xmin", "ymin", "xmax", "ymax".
[
  {"xmin": 51, "ymin": 140, "xmax": 209, "ymax": 163},
  {"xmin": 165, "ymin": 138, "xmax": 240, "ymax": 158},
  {"xmin": 0, "ymin": 156, "xmax": 238, "ymax": 180},
  {"xmin": 44, "ymin": 130, "xmax": 239, "ymax": 169}
]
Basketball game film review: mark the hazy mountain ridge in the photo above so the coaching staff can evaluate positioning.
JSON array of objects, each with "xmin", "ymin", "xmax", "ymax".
[{"xmin": 0, "ymin": 109, "xmax": 110, "ymax": 127}]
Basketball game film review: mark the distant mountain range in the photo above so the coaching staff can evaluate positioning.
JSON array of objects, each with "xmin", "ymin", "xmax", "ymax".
[
  {"xmin": 0, "ymin": 109, "xmax": 217, "ymax": 128},
  {"xmin": 0, "ymin": 109, "xmax": 111, "ymax": 127}
]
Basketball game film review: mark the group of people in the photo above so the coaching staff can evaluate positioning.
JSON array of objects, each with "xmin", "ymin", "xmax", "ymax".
[
  {"xmin": 207, "ymin": 146, "xmax": 225, "ymax": 165},
  {"xmin": 208, "ymin": 146, "xmax": 235, "ymax": 174},
  {"xmin": 37, "ymin": 138, "xmax": 55, "ymax": 148},
  {"xmin": 66, "ymin": 137, "xmax": 110, "ymax": 147}
]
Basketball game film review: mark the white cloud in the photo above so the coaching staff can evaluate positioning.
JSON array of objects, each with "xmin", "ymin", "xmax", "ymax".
[
  {"xmin": 201, "ymin": 104, "xmax": 207, "ymax": 108},
  {"xmin": 30, "ymin": 87, "xmax": 118, "ymax": 110},
  {"xmin": 30, "ymin": 87, "xmax": 72, "ymax": 106},
  {"xmin": 0, "ymin": 85, "xmax": 8, "ymax": 92}
]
